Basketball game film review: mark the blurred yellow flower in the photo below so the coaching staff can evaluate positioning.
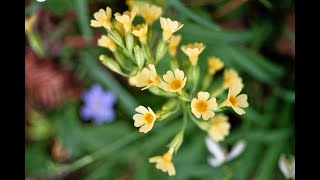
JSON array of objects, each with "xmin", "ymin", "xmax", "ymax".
[
  {"xmin": 114, "ymin": 10, "xmax": 136, "ymax": 32},
  {"xmin": 208, "ymin": 114, "xmax": 230, "ymax": 142},
  {"xmin": 97, "ymin": 35, "xmax": 117, "ymax": 52},
  {"xmin": 181, "ymin": 43, "xmax": 205, "ymax": 65},
  {"xmin": 149, "ymin": 148, "xmax": 176, "ymax": 176},
  {"xmin": 113, "ymin": 20, "xmax": 126, "ymax": 37},
  {"xmin": 223, "ymin": 81, "xmax": 249, "ymax": 115},
  {"xmin": 168, "ymin": 35, "xmax": 182, "ymax": 56},
  {"xmin": 222, "ymin": 69, "xmax": 243, "ymax": 89},
  {"xmin": 160, "ymin": 17, "xmax": 184, "ymax": 41},
  {"xmin": 161, "ymin": 69, "xmax": 187, "ymax": 92},
  {"xmin": 133, "ymin": 106, "xmax": 156, "ymax": 133},
  {"xmin": 25, "ymin": 14, "xmax": 36, "ymax": 33},
  {"xmin": 90, "ymin": 7, "xmax": 112, "ymax": 30},
  {"xmin": 191, "ymin": 91, "xmax": 217, "ymax": 120},
  {"xmin": 208, "ymin": 57, "xmax": 224, "ymax": 74},
  {"xmin": 139, "ymin": 4, "xmax": 163, "ymax": 25},
  {"xmin": 132, "ymin": 24, "xmax": 148, "ymax": 43},
  {"xmin": 134, "ymin": 64, "xmax": 160, "ymax": 90}
]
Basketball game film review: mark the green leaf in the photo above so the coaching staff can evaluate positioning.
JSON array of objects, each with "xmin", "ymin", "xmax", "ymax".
[
  {"xmin": 74, "ymin": 0, "xmax": 93, "ymax": 41},
  {"xmin": 168, "ymin": 0, "xmax": 221, "ymax": 31},
  {"xmin": 41, "ymin": 0, "xmax": 74, "ymax": 16},
  {"xmin": 25, "ymin": 146, "xmax": 55, "ymax": 177},
  {"xmin": 207, "ymin": 45, "xmax": 283, "ymax": 83},
  {"xmin": 180, "ymin": 23, "xmax": 253, "ymax": 44}
]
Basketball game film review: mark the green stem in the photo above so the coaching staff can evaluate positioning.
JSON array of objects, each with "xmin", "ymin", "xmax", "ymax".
[
  {"xmin": 202, "ymin": 73, "xmax": 213, "ymax": 90},
  {"xmin": 211, "ymin": 86, "xmax": 226, "ymax": 97},
  {"xmin": 188, "ymin": 112, "xmax": 208, "ymax": 131},
  {"xmin": 47, "ymin": 132, "xmax": 142, "ymax": 178}
]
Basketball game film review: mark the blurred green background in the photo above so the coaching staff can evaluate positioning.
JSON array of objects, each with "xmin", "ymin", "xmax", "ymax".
[{"xmin": 25, "ymin": 0, "xmax": 294, "ymax": 179}]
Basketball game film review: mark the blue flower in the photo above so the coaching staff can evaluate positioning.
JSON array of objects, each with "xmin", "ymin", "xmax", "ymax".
[{"xmin": 80, "ymin": 84, "xmax": 116, "ymax": 124}]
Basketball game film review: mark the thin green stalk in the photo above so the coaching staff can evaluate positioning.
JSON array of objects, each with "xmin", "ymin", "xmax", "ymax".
[{"xmin": 45, "ymin": 132, "xmax": 142, "ymax": 178}]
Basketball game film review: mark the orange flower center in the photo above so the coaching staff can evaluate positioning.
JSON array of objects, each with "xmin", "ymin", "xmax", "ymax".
[
  {"xmin": 162, "ymin": 151, "xmax": 173, "ymax": 162},
  {"xmin": 147, "ymin": 78, "xmax": 154, "ymax": 85},
  {"xmin": 143, "ymin": 112, "xmax": 154, "ymax": 124},
  {"xmin": 170, "ymin": 79, "xmax": 182, "ymax": 90},
  {"xmin": 229, "ymin": 95, "xmax": 237, "ymax": 106},
  {"xmin": 195, "ymin": 100, "xmax": 208, "ymax": 113}
]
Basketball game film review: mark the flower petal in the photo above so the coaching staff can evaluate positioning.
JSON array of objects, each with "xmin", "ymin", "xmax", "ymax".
[
  {"xmin": 226, "ymin": 140, "xmax": 246, "ymax": 161},
  {"xmin": 205, "ymin": 137, "xmax": 225, "ymax": 161},
  {"xmin": 202, "ymin": 110, "xmax": 215, "ymax": 120},
  {"xmin": 208, "ymin": 98, "xmax": 217, "ymax": 110},
  {"xmin": 174, "ymin": 69, "xmax": 184, "ymax": 80},
  {"xmin": 198, "ymin": 91, "xmax": 210, "ymax": 100},
  {"xmin": 135, "ymin": 106, "xmax": 148, "ymax": 114},
  {"xmin": 163, "ymin": 70, "xmax": 174, "ymax": 83},
  {"xmin": 236, "ymin": 94, "xmax": 249, "ymax": 107},
  {"xmin": 232, "ymin": 106, "xmax": 246, "ymax": 115}
]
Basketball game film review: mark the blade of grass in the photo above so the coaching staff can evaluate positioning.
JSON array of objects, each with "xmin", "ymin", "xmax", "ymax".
[
  {"xmin": 74, "ymin": 0, "xmax": 93, "ymax": 41},
  {"xmin": 254, "ymin": 103, "xmax": 292, "ymax": 180},
  {"xmin": 168, "ymin": 0, "xmax": 221, "ymax": 31}
]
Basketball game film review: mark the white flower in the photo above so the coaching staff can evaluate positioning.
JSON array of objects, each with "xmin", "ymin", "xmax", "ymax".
[
  {"xmin": 279, "ymin": 154, "xmax": 295, "ymax": 179},
  {"xmin": 205, "ymin": 137, "xmax": 246, "ymax": 167}
]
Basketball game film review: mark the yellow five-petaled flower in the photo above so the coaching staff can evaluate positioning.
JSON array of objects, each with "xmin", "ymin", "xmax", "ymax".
[
  {"xmin": 160, "ymin": 17, "xmax": 184, "ymax": 41},
  {"xmin": 133, "ymin": 106, "xmax": 156, "ymax": 133},
  {"xmin": 131, "ymin": 23, "xmax": 148, "ymax": 43},
  {"xmin": 223, "ymin": 69, "xmax": 243, "ymax": 89},
  {"xmin": 161, "ymin": 69, "xmax": 187, "ymax": 93},
  {"xmin": 139, "ymin": 4, "xmax": 163, "ymax": 25},
  {"xmin": 181, "ymin": 43, "xmax": 205, "ymax": 65},
  {"xmin": 223, "ymin": 81, "xmax": 249, "ymax": 115},
  {"xmin": 208, "ymin": 114, "xmax": 231, "ymax": 142},
  {"xmin": 191, "ymin": 91, "xmax": 217, "ymax": 120},
  {"xmin": 208, "ymin": 56, "xmax": 224, "ymax": 75},
  {"xmin": 149, "ymin": 148, "xmax": 176, "ymax": 176},
  {"xmin": 97, "ymin": 35, "xmax": 117, "ymax": 52},
  {"xmin": 114, "ymin": 10, "xmax": 136, "ymax": 32},
  {"xmin": 134, "ymin": 64, "xmax": 160, "ymax": 90},
  {"xmin": 90, "ymin": 7, "xmax": 112, "ymax": 30}
]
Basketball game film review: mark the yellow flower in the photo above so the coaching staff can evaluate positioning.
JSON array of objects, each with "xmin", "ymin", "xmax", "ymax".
[
  {"xmin": 128, "ymin": 75, "xmax": 138, "ymax": 86},
  {"xmin": 208, "ymin": 114, "xmax": 231, "ymax": 142},
  {"xmin": 161, "ymin": 69, "xmax": 187, "ymax": 92},
  {"xmin": 222, "ymin": 69, "xmax": 243, "ymax": 89},
  {"xmin": 97, "ymin": 35, "xmax": 117, "ymax": 52},
  {"xmin": 149, "ymin": 148, "xmax": 176, "ymax": 176},
  {"xmin": 133, "ymin": 106, "xmax": 156, "ymax": 133},
  {"xmin": 134, "ymin": 64, "xmax": 160, "ymax": 90},
  {"xmin": 168, "ymin": 35, "xmax": 182, "ymax": 56},
  {"xmin": 160, "ymin": 17, "xmax": 184, "ymax": 41},
  {"xmin": 191, "ymin": 91, "xmax": 217, "ymax": 120},
  {"xmin": 113, "ymin": 20, "xmax": 126, "ymax": 37},
  {"xmin": 114, "ymin": 10, "xmax": 136, "ymax": 32},
  {"xmin": 223, "ymin": 81, "xmax": 249, "ymax": 115},
  {"xmin": 181, "ymin": 43, "xmax": 205, "ymax": 65},
  {"xmin": 131, "ymin": 24, "xmax": 148, "ymax": 43},
  {"xmin": 90, "ymin": 7, "xmax": 112, "ymax": 30},
  {"xmin": 25, "ymin": 14, "xmax": 36, "ymax": 33},
  {"xmin": 208, "ymin": 57, "xmax": 224, "ymax": 74},
  {"xmin": 139, "ymin": 4, "xmax": 163, "ymax": 25}
]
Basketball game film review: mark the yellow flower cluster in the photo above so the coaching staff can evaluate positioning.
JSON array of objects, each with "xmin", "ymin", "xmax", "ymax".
[{"xmin": 90, "ymin": 3, "xmax": 249, "ymax": 176}]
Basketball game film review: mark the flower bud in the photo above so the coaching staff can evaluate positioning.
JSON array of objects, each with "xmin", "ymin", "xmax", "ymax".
[
  {"xmin": 125, "ymin": 32, "xmax": 135, "ymax": 54},
  {"xmin": 134, "ymin": 45, "xmax": 145, "ymax": 70},
  {"xmin": 155, "ymin": 39, "xmax": 168, "ymax": 63},
  {"xmin": 99, "ymin": 55, "xmax": 123, "ymax": 75}
]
